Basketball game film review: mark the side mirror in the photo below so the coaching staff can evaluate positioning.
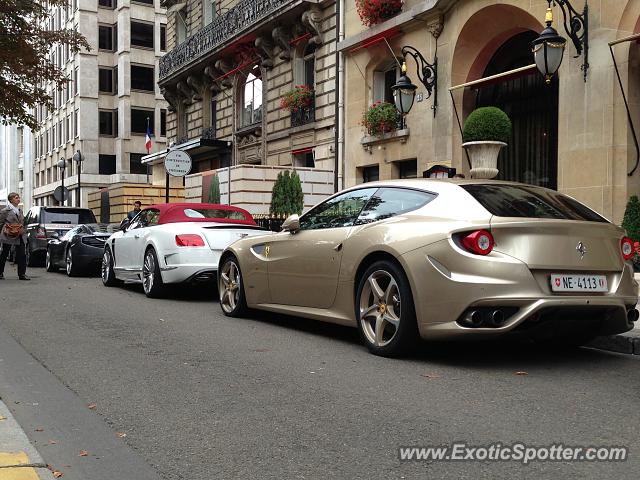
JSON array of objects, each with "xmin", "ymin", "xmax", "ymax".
[
  {"xmin": 119, "ymin": 218, "xmax": 130, "ymax": 231},
  {"xmin": 281, "ymin": 214, "xmax": 300, "ymax": 233}
]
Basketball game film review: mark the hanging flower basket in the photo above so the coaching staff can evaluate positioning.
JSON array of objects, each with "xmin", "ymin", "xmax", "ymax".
[
  {"xmin": 280, "ymin": 85, "xmax": 314, "ymax": 112},
  {"xmin": 356, "ymin": 0, "xmax": 403, "ymax": 27},
  {"xmin": 362, "ymin": 101, "xmax": 399, "ymax": 136}
]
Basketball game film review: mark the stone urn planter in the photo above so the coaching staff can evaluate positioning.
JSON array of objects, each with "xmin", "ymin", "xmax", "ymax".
[
  {"xmin": 462, "ymin": 107, "xmax": 512, "ymax": 180},
  {"xmin": 462, "ymin": 141, "xmax": 507, "ymax": 179}
]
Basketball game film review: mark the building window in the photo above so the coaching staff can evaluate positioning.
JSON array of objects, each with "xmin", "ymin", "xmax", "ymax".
[
  {"xmin": 130, "ymin": 153, "xmax": 148, "ymax": 174},
  {"xmin": 99, "ymin": 154, "xmax": 116, "ymax": 175},
  {"xmin": 160, "ymin": 109, "xmax": 167, "ymax": 136},
  {"xmin": 373, "ymin": 62, "xmax": 400, "ymax": 103},
  {"xmin": 98, "ymin": 67, "xmax": 117, "ymax": 94},
  {"xmin": 131, "ymin": 108, "xmax": 154, "ymax": 135},
  {"xmin": 176, "ymin": 8, "xmax": 187, "ymax": 44},
  {"xmin": 131, "ymin": 21, "xmax": 154, "ymax": 49},
  {"xmin": 74, "ymin": 109, "xmax": 78, "ymax": 137},
  {"xmin": 160, "ymin": 24, "xmax": 166, "ymax": 51},
  {"xmin": 99, "ymin": 110, "xmax": 117, "ymax": 137},
  {"xmin": 134, "ymin": 0, "xmax": 154, "ymax": 4},
  {"xmin": 98, "ymin": 0, "xmax": 114, "ymax": 8},
  {"xmin": 303, "ymin": 44, "xmax": 316, "ymax": 88},
  {"xmin": 98, "ymin": 24, "xmax": 117, "ymax": 51},
  {"xmin": 240, "ymin": 69, "xmax": 262, "ymax": 127},
  {"xmin": 294, "ymin": 151, "xmax": 314, "ymax": 168},
  {"xmin": 396, "ymin": 159, "xmax": 417, "ymax": 179},
  {"xmin": 361, "ymin": 165, "xmax": 380, "ymax": 183},
  {"xmin": 131, "ymin": 65, "xmax": 155, "ymax": 92},
  {"xmin": 203, "ymin": 1, "xmax": 217, "ymax": 26}
]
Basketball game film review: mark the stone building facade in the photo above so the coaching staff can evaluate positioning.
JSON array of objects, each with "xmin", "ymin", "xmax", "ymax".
[
  {"xmin": 31, "ymin": 0, "xmax": 168, "ymax": 208},
  {"xmin": 339, "ymin": 0, "xmax": 640, "ymax": 224},
  {"xmin": 0, "ymin": 124, "xmax": 34, "ymax": 210},
  {"xmin": 150, "ymin": 0, "xmax": 337, "ymax": 213}
]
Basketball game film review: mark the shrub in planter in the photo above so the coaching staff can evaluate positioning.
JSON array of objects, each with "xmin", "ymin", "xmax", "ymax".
[
  {"xmin": 356, "ymin": 0, "xmax": 403, "ymax": 27},
  {"xmin": 362, "ymin": 101, "xmax": 399, "ymax": 136},
  {"xmin": 270, "ymin": 170, "xmax": 304, "ymax": 217},
  {"xmin": 280, "ymin": 85, "xmax": 314, "ymax": 112},
  {"xmin": 207, "ymin": 174, "xmax": 221, "ymax": 204},
  {"xmin": 462, "ymin": 107, "xmax": 512, "ymax": 143},
  {"xmin": 622, "ymin": 195, "xmax": 640, "ymax": 271}
]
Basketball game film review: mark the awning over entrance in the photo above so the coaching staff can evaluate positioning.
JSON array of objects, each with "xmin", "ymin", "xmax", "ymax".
[{"xmin": 142, "ymin": 138, "xmax": 232, "ymax": 166}]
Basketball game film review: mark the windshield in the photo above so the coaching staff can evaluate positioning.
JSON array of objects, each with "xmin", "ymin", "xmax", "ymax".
[
  {"xmin": 461, "ymin": 184, "xmax": 608, "ymax": 222},
  {"xmin": 42, "ymin": 208, "xmax": 97, "ymax": 225}
]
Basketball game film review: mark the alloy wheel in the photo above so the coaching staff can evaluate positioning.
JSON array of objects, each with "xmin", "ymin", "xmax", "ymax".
[
  {"xmin": 101, "ymin": 251, "xmax": 111, "ymax": 283},
  {"xmin": 359, "ymin": 270, "xmax": 402, "ymax": 347},
  {"xmin": 219, "ymin": 259, "xmax": 241, "ymax": 314},
  {"xmin": 142, "ymin": 250, "xmax": 155, "ymax": 295},
  {"xmin": 46, "ymin": 250, "xmax": 51, "ymax": 270},
  {"xmin": 66, "ymin": 249, "xmax": 73, "ymax": 275}
]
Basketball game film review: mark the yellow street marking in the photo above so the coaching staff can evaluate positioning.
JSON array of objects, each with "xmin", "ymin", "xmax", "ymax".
[{"xmin": 0, "ymin": 452, "xmax": 40, "ymax": 480}]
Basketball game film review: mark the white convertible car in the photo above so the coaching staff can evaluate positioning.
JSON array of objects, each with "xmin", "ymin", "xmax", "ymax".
[{"xmin": 101, "ymin": 203, "xmax": 267, "ymax": 297}]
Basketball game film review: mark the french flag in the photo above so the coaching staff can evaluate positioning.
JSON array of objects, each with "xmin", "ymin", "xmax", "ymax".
[{"xmin": 145, "ymin": 117, "xmax": 152, "ymax": 154}]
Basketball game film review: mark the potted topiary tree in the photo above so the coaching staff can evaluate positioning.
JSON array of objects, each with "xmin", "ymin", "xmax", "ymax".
[{"xmin": 462, "ymin": 107, "xmax": 512, "ymax": 179}]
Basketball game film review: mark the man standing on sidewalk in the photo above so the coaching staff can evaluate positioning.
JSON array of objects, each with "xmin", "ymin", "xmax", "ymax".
[{"xmin": 0, "ymin": 192, "xmax": 30, "ymax": 280}]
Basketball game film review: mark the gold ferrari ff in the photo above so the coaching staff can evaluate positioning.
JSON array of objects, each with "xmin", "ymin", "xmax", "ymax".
[{"xmin": 218, "ymin": 180, "xmax": 638, "ymax": 356}]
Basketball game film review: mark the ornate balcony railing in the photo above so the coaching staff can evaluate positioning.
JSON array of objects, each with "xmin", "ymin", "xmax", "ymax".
[
  {"xmin": 291, "ymin": 102, "xmax": 315, "ymax": 127},
  {"xmin": 159, "ymin": 0, "xmax": 289, "ymax": 81},
  {"xmin": 202, "ymin": 126, "xmax": 216, "ymax": 140}
]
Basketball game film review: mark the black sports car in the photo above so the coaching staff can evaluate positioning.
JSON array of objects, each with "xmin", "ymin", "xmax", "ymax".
[{"xmin": 46, "ymin": 224, "xmax": 117, "ymax": 276}]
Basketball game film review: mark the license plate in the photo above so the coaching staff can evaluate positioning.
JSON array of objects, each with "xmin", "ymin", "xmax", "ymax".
[{"xmin": 550, "ymin": 274, "xmax": 608, "ymax": 292}]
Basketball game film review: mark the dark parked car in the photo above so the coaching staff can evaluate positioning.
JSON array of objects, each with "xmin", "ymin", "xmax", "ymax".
[
  {"xmin": 24, "ymin": 206, "xmax": 97, "ymax": 266},
  {"xmin": 46, "ymin": 224, "xmax": 117, "ymax": 276}
]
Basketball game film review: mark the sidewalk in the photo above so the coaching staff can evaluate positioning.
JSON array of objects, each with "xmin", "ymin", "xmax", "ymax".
[
  {"xmin": 586, "ymin": 272, "xmax": 640, "ymax": 355},
  {"xmin": 0, "ymin": 399, "xmax": 55, "ymax": 480}
]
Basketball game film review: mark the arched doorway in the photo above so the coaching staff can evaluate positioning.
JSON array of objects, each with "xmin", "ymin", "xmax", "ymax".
[{"xmin": 473, "ymin": 31, "xmax": 559, "ymax": 189}]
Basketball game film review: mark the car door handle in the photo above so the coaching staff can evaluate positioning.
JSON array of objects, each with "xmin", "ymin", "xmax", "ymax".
[
  {"xmin": 134, "ymin": 234, "xmax": 140, "ymax": 239},
  {"xmin": 334, "ymin": 243, "xmax": 343, "ymax": 252}
]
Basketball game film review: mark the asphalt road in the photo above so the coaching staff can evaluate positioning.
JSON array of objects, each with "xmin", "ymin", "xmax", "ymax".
[{"xmin": 0, "ymin": 267, "xmax": 639, "ymax": 479}]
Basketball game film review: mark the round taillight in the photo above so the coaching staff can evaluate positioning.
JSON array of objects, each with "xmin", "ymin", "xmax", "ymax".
[
  {"xmin": 461, "ymin": 230, "xmax": 494, "ymax": 256},
  {"xmin": 621, "ymin": 237, "xmax": 635, "ymax": 261}
]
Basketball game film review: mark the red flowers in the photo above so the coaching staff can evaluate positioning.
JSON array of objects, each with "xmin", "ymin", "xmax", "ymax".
[
  {"xmin": 280, "ymin": 85, "xmax": 314, "ymax": 112},
  {"xmin": 356, "ymin": 0, "xmax": 403, "ymax": 27},
  {"xmin": 362, "ymin": 102, "xmax": 399, "ymax": 136}
]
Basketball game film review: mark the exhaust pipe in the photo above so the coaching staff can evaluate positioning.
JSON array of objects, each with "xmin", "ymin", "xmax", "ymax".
[
  {"xmin": 488, "ymin": 310, "xmax": 505, "ymax": 327},
  {"xmin": 627, "ymin": 309, "xmax": 639, "ymax": 323},
  {"xmin": 461, "ymin": 310, "xmax": 483, "ymax": 328}
]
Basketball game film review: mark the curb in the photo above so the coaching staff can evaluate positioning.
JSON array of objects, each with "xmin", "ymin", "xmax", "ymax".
[
  {"xmin": 588, "ymin": 332, "xmax": 640, "ymax": 355},
  {"xmin": 0, "ymin": 399, "xmax": 56, "ymax": 480}
]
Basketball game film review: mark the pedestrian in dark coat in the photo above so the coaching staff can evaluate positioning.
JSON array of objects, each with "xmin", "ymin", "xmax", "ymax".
[{"xmin": 0, "ymin": 192, "xmax": 30, "ymax": 280}]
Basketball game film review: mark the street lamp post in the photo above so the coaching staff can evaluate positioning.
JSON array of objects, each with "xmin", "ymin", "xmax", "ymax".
[
  {"xmin": 57, "ymin": 158, "xmax": 66, "ymax": 206},
  {"xmin": 391, "ymin": 45, "xmax": 438, "ymax": 125},
  {"xmin": 391, "ymin": 63, "xmax": 417, "ymax": 129},
  {"xmin": 532, "ymin": 0, "xmax": 588, "ymax": 83},
  {"xmin": 73, "ymin": 150, "xmax": 84, "ymax": 207}
]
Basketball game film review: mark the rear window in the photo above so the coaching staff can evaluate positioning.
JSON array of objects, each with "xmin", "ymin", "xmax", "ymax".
[
  {"xmin": 461, "ymin": 184, "xmax": 608, "ymax": 222},
  {"xmin": 182, "ymin": 208, "xmax": 248, "ymax": 221},
  {"xmin": 42, "ymin": 208, "xmax": 97, "ymax": 225}
]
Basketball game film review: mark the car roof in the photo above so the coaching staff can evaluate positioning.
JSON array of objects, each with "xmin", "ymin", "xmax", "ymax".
[
  {"xmin": 338, "ymin": 178, "xmax": 544, "ymax": 195},
  {"xmin": 143, "ymin": 203, "xmax": 256, "ymax": 225}
]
